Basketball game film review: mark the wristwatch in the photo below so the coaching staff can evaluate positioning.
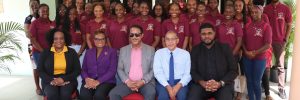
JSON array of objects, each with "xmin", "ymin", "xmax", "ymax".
[{"xmin": 220, "ymin": 81, "xmax": 225, "ymax": 87}]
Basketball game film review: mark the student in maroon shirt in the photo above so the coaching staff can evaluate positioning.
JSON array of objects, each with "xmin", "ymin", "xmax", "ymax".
[
  {"xmin": 64, "ymin": 7, "xmax": 86, "ymax": 59},
  {"xmin": 79, "ymin": 3, "xmax": 94, "ymax": 35},
  {"xmin": 151, "ymin": 3, "xmax": 168, "ymax": 23},
  {"xmin": 63, "ymin": 0, "xmax": 73, "ymax": 8},
  {"xmin": 264, "ymin": 0, "xmax": 292, "ymax": 99},
  {"xmin": 130, "ymin": 1, "xmax": 161, "ymax": 48},
  {"xmin": 217, "ymin": 6, "xmax": 243, "ymax": 57},
  {"xmin": 29, "ymin": 3, "xmax": 55, "ymax": 96},
  {"xmin": 107, "ymin": 3, "xmax": 129, "ymax": 50},
  {"xmin": 162, "ymin": 3, "xmax": 189, "ymax": 50},
  {"xmin": 189, "ymin": 2, "xmax": 214, "ymax": 49},
  {"xmin": 182, "ymin": 0, "xmax": 197, "ymax": 24},
  {"xmin": 86, "ymin": 3, "xmax": 110, "ymax": 49},
  {"xmin": 243, "ymin": 5, "xmax": 272, "ymax": 100},
  {"xmin": 76, "ymin": 0, "xmax": 85, "ymax": 16},
  {"xmin": 234, "ymin": 0, "xmax": 252, "ymax": 29},
  {"xmin": 206, "ymin": 0, "xmax": 224, "ymax": 26},
  {"xmin": 55, "ymin": 4, "xmax": 68, "ymax": 30},
  {"xmin": 126, "ymin": 1, "xmax": 140, "ymax": 21}
]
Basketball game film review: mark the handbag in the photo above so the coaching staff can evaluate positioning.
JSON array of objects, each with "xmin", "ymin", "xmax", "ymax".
[{"xmin": 234, "ymin": 64, "xmax": 247, "ymax": 93}]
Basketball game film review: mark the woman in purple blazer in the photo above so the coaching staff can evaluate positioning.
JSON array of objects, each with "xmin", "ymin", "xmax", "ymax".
[{"xmin": 80, "ymin": 30, "xmax": 117, "ymax": 100}]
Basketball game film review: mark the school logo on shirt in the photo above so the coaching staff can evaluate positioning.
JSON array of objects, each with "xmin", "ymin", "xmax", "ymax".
[
  {"xmin": 226, "ymin": 27, "xmax": 235, "ymax": 35},
  {"xmin": 50, "ymin": 25, "xmax": 55, "ymax": 29},
  {"xmin": 190, "ymin": 19, "xmax": 196, "ymax": 24},
  {"xmin": 146, "ymin": 24, "xmax": 154, "ymax": 31},
  {"xmin": 178, "ymin": 26, "xmax": 184, "ymax": 33},
  {"xmin": 278, "ymin": 12, "xmax": 284, "ymax": 19},
  {"xmin": 216, "ymin": 19, "xmax": 221, "ymax": 26},
  {"xmin": 254, "ymin": 28, "xmax": 263, "ymax": 37},
  {"xmin": 120, "ymin": 25, "xmax": 127, "ymax": 32},
  {"xmin": 100, "ymin": 24, "xmax": 107, "ymax": 30}
]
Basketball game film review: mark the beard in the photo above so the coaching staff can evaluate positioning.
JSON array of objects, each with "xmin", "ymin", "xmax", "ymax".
[{"xmin": 203, "ymin": 39, "xmax": 215, "ymax": 46}]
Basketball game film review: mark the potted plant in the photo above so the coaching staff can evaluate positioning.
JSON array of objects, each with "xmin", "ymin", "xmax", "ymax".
[{"xmin": 0, "ymin": 21, "xmax": 24, "ymax": 74}]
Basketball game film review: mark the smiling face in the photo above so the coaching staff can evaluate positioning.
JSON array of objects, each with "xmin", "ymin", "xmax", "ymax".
[
  {"xmin": 223, "ymin": 6, "xmax": 235, "ymax": 20},
  {"xmin": 53, "ymin": 31, "xmax": 65, "ymax": 49},
  {"xmin": 139, "ymin": 2, "xmax": 150, "ymax": 16},
  {"xmin": 129, "ymin": 27, "xmax": 143, "ymax": 45},
  {"xmin": 115, "ymin": 4, "xmax": 125, "ymax": 18},
  {"xmin": 187, "ymin": 0, "xmax": 197, "ymax": 14},
  {"xmin": 250, "ymin": 6, "xmax": 262, "ymax": 21},
  {"xmin": 196, "ymin": 4, "xmax": 206, "ymax": 17},
  {"xmin": 132, "ymin": 2, "xmax": 140, "ymax": 15},
  {"xmin": 94, "ymin": 5, "xmax": 104, "ymax": 18},
  {"xmin": 39, "ymin": 6, "xmax": 49, "ymax": 19},
  {"xmin": 85, "ymin": 3, "xmax": 93, "ymax": 15},
  {"xmin": 69, "ymin": 8, "xmax": 77, "ymax": 22},
  {"xmin": 76, "ymin": 0, "xmax": 84, "ymax": 9},
  {"xmin": 30, "ymin": 1, "xmax": 39, "ymax": 14},
  {"xmin": 59, "ymin": 5, "xmax": 67, "ymax": 17},
  {"xmin": 94, "ymin": 33, "xmax": 106, "ymax": 48},
  {"xmin": 169, "ymin": 4, "xmax": 180, "ymax": 18},
  {"xmin": 165, "ymin": 31, "xmax": 179, "ymax": 50},
  {"xmin": 63, "ymin": 0, "xmax": 72, "ymax": 8},
  {"xmin": 208, "ymin": 0, "xmax": 218, "ymax": 10},
  {"xmin": 234, "ymin": 0, "xmax": 244, "ymax": 13}
]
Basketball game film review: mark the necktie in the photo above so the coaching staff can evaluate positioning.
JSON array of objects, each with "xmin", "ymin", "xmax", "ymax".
[{"xmin": 169, "ymin": 52, "xmax": 175, "ymax": 86}]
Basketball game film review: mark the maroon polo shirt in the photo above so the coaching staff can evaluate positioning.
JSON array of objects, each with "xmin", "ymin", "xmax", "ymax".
[
  {"xmin": 264, "ymin": 3, "xmax": 292, "ymax": 43},
  {"xmin": 70, "ymin": 22, "xmax": 84, "ymax": 45},
  {"xmin": 244, "ymin": 21, "xmax": 272, "ymax": 60},
  {"xmin": 107, "ymin": 19, "xmax": 130, "ymax": 50},
  {"xmin": 216, "ymin": 20, "xmax": 243, "ymax": 49},
  {"xmin": 30, "ymin": 18, "xmax": 55, "ymax": 52},
  {"xmin": 180, "ymin": 13, "xmax": 197, "ymax": 24}
]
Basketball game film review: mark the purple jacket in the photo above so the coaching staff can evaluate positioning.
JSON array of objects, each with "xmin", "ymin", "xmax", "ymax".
[{"xmin": 81, "ymin": 46, "xmax": 117, "ymax": 84}]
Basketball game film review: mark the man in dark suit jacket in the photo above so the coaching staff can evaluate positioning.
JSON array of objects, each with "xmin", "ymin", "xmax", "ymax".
[{"xmin": 188, "ymin": 23, "xmax": 238, "ymax": 100}]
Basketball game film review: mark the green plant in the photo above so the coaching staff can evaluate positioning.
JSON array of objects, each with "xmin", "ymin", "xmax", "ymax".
[
  {"xmin": 0, "ymin": 21, "xmax": 24, "ymax": 73},
  {"xmin": 282, "ymin": 0, "xmax": 296, "ymax": 69}
]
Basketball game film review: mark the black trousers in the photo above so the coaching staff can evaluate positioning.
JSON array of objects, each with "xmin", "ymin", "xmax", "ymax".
[
  {"xmin": 80, "ymin": 83, "xmax": 115, "ymax": 100},
  {"xmin": 44, "ymin": 82, "xmax": 76, "ymax": 100},
  {"xmin": 262, "ymin": 68, "xmax": 271, "ymax": 96},
  {"xmin": 188, "ymin": 83, "xmax": 234, "ymax": 100}
]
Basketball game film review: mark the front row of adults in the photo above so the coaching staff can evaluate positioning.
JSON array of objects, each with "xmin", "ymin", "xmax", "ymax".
[{"xmin": 38, "ymin": 23, "xmax": 240, "ymax": 100}]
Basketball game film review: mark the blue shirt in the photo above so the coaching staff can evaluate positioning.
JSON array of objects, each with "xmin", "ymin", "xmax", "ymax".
[{"xmin": 153, "ymin": 48, "xmax": 191, "ymax": 87}]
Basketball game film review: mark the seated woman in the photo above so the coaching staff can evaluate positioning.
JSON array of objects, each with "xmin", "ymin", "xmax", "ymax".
[
  {"xmin": 80, "ymin": 30, "xmax": 117, "ymax": 100},
  {"xmin": 38, "ymin": 29, "xmax": 81, "ymax": 100}
]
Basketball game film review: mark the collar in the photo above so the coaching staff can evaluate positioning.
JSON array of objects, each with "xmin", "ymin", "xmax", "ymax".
[{"xmin": 51, "ymin": 46, "xmax": 68, "ymax": 53}]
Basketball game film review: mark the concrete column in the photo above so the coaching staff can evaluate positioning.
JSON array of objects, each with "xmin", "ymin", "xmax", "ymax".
[{"xmin": 289, "ymin": 0, "xmax": 300, "ymax": 99}]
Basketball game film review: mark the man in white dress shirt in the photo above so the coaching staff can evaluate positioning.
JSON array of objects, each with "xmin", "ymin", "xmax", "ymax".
[{"xmin": 153, "ymin": 31, "xmax": 191, "ymax": 100}]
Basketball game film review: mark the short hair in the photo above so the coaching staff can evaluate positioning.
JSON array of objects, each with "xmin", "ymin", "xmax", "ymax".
[
  {"xmin": 94, "ymin": 29, "xmax": 107, "ymax": 39},
  {"xmin": 39, "ymin": 3, "xmax": 49, "ymax": 10},
  {"xmin": 46, "ymin": 28, "xmax": 72, "ymax": 46},
  {"xmin": 197, "ymin": 1, "xmax": 206, "ymax": 6},
  {"xmin": 199, "ymin": 23, "xmax": 215, "ymax": 32},
  {"xmin": 129, "ymin": 25, "xmax": 143, "ymax": 34}
]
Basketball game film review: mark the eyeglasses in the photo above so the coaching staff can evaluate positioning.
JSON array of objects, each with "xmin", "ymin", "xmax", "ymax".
[
  {"xmin": 129, "ymin": 33, "xmax": 142, "ymax": 37},
  {"xmin": 165, "ymin": 37, "xmax": 178, "ymax": 41},
  {"xmin": 94, "ymin": 38, "xmax": 106, "ymax": 41}
]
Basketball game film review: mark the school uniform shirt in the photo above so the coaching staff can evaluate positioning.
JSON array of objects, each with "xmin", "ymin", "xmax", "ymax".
[
  {"xmin": 244, "ymin": 21, "xmax": 272, "ymax": 60},
  {"xmin": 264, "ymin": 3, "xmax": 292, "ymax": 43},
  {"xmin": 107, "ymin": 19, "xmax": 130, "ymax": 50},
  {"xmin": 216, "ymin": 20, "xmax": 243, "ymax": 50},
  {"xmin": 180, "ymin": 13, "xmax": 197, "ymax": 24},
  {"xmin": 69, "ymin": 21, "xmax": 84, "ymax": 45},
  {"xmin": 29, "ymin": 18, "xmax": 55, "ymax": 52},
  {"xmin": 205, "ymin": 12, "xmax": 224, "ymax": 26}
]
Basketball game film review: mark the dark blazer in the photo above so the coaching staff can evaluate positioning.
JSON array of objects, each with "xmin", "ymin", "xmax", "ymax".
[
  {"xmin": 191, "ymin": 41, "xmax": 238, "ymax": 85},
  {"xmin": 81, "ymin": 46, "xmax": 118, "ymax": 84},
  {"xmin": 38, "ymin": 47, "xmax": 81, "ymax": 84}
]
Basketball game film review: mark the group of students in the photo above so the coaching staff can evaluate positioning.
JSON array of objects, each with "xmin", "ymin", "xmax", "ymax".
[{"xmin": 24, "ymin": 0, "xmax": 292, "ymax": 100}]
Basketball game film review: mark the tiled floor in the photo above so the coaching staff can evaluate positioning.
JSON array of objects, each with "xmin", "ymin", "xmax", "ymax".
[{"xmin": 0, "ymin": 75, "xmax": 289, "ymax": 100}]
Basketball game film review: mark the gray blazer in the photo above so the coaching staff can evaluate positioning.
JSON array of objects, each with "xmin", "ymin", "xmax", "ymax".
[{"xmin": 117, "ymin": 43, "xmax": 155, "ymax": 84}]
